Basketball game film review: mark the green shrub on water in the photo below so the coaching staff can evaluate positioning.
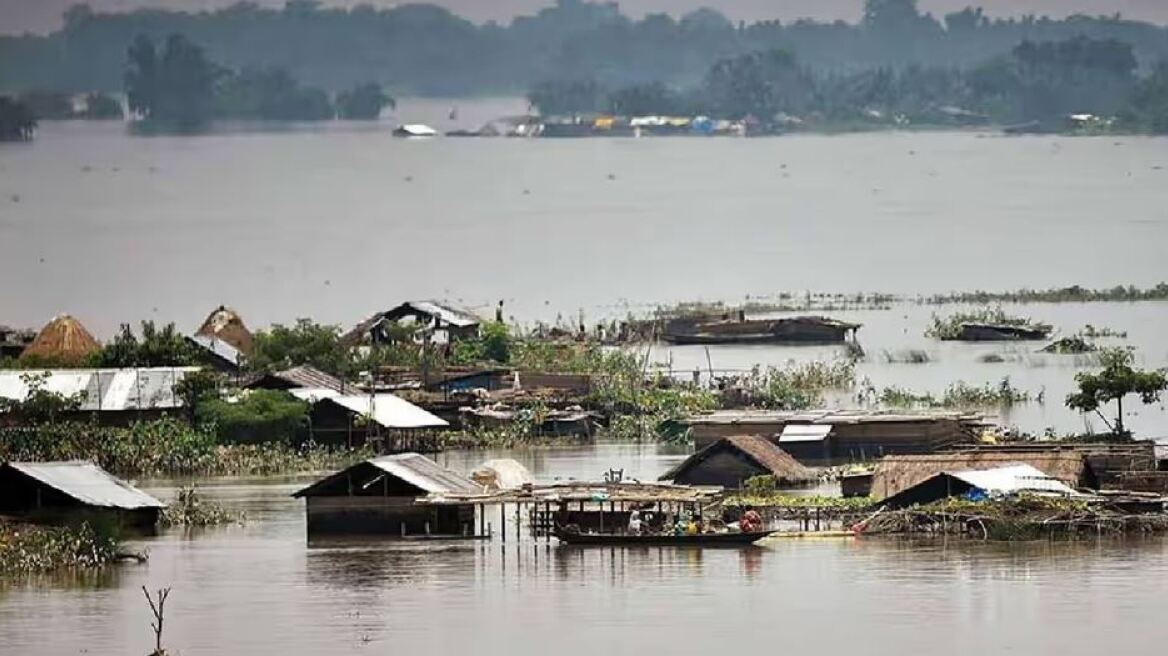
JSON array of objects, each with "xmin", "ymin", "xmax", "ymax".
[
  {"xmin": 878, "ymin": 378, "xmax": 1032, "ymax": 409},
  {"xmin": 159, "ymin": 487, "xmax": 242, "ymax": 526},
  {"xmin": 0, "ymin": 418, "xmax": 370, "ymax": 477},
  {"xmin": 925, "ymin": 307, "xmax": 1050, "ymax": 340},
  {"xmin": 195, "ymin": 390, "xmax": 310, "ymax": 444},
  {"xmin": 0, "ymin": 521, "xmax": 120, "ymax": 574}
]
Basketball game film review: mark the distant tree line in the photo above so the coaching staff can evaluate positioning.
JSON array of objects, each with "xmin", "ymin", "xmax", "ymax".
[
  {"xmin": 2, "ymin": 0, "xmax": 1168, "ymax": 98},
  {"xmin": 124, "ymin": 34, "xmax": 394, "ymax": 126},
  {"xmin": 528, "ymin": 36, "xmax": 1168, "ymax": 132}
]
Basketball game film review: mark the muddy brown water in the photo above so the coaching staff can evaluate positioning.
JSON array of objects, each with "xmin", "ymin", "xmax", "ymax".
[
  {"xmin": 2, "ymin": 116, "xmax": 1167, "ymax": 434},
  {"xmin": 3, "ymin": 443, "xmax": 1168, "ymax": 655}
]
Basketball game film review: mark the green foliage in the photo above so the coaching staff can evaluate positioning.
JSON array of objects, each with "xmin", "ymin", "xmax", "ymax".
[
  {"xmin": 0, "ymin": 96, "xmax": 37, "ymax": 141},
  {"xmin": 527, "ymin": 79, "xmax": 605, "ymax": 116},
  {"xmin": 195, "ymin": 390, "xmax": 309, "ymax": 444},
  {"xmin": 1120, "ymin": 61, "xmax": 1168, "ymax": 133},
  {"xmin": 722, "ymin": 360, "xmax": 856, "ymax": 410},
  {"xmin": 172, "ymin": 369, "xmax": 224, "ymax": 421},
  {"xmin": 608, "ymin": 82, "xmax": 685, "ymax": 116},
  {"xmin": 82, "ymin": 92, "xmax": 124, "ymax": 119},
  {"xmin": 249, "ymin": 319, "xmax": 351, "ymax": 376},
  {"xmin": 126, "ymin": 33, "xmax": 218, "ymax": 125},
  {"xmin": 925, "ymin": 307, "xmax": 1048, "ymax": 340},
  {"xmin": 18, "ymin": 90, "xmax": 74, "ymax": 119},
  {"xmin": 0, "ymin": 522, "xmax": 120, "ymax": 575},
  {"xmin": 0, "ymin": 372, "xmax": 85, "ymax": 423},
  {"xmin": 90, "ymin": 321, "xmax": 197, "ymax": 368},
  {"xmin": 0, "ymin": 417, "xmax": 369, "ymax": 477},
  {"xmin": 879, "ymin": 378, "xmax": 1031, "ymax": 409},
  {"xmin": 215, "ymin": 66, "xmax": 334, "ymax": 120},
  {"xmin": 449, "ymin": 322, "xmax": 512, "ymax": 365},
  {"xmin": 1066, "ymin": 348, "xmax": 1168, "ymax": 437},
  {"xmin": 924, "ymin": 283, "xmax": 1168, "ymax": 304},
  {"xmin": 336, "ymin": 83, "xmax": 394, "ymax": 119},
  {"xmin": 702, "ymin": 49, "xmax": 814, "ymax": 120},
  {"xmin": 159, "ymin": 486, "xmax": 242, "ymax": 527}
]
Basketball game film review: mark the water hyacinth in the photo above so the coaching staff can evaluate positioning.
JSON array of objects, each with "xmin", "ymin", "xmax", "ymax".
[
  {"xmin": 0, "ymin": 522, "xmax": 120, "ymax": 575},
  {"xmin": 160, "ymin": 487, "xmax": 243, "ymax": 527}
]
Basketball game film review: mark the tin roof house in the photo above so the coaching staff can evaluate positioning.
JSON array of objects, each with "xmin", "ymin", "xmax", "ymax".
[{"xmin": 0, "ymin": 460, "xmax": 165, "ymax": 528}]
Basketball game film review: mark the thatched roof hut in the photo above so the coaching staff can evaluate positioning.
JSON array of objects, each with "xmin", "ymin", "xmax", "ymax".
[
  {"xmin": 660, "ymin": 435, "xmax": 817, "ymax": 489},
  {"xmin": 871, "ymin": 452, "xmax": 1097, "ymax": 501},
  {"xmin": 196, "ymin": 305, "xmax": 254, "ymax": 356},
  {"xmin": 19, "ymin": 315, "xmax": 100, "ymax": 366}
]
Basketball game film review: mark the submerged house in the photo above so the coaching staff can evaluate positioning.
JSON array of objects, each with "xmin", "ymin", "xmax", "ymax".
[
  {"xmin": 880, "ymin": 463, "xmax": 1082, "ymax": 509},
  {"xmin": 952, "ymin": 322, "xmax": 1052, "ymax": 341},
  {"xmin": 345, "ymin": 301, "xmax": 482, "ymax": 346},
  {"xmin": 288, "ymin": 388, "xmax": 448, "ymax": 447},
  {"xmin": 0, "ymin": 460, "xmax": 165, "ymax": 528},
  {"xmin": 659, "ymin": 435, "xmax": 816, "ymax": 489},
  {"xmin": 870, "ymin": 452, "xmax": 1097, "ymax": 502},
  {"xmin": 683, "ymin": 410, "xmax": 983, "ymax": 465},
  {"xmin": 663, "ymin": 315, "xmax": 860, "ymax": 345},
  {"xmin": 19, "ymin": 315, "xmax": 101, "ymax": 366},
  {"xmin": 292, "ymin": 453, "xmax": 483, "ymax": 537}
]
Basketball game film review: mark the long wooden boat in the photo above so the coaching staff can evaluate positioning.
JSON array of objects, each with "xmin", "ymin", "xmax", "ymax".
[{"xmin": 554, "ymin": 529, "xmax": 772, "ymax": 547}]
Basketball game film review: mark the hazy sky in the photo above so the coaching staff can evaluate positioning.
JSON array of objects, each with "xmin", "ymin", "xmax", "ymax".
[{"xmin": 2, "ymin": 0, "xmax": 1166, "ymax": 35}]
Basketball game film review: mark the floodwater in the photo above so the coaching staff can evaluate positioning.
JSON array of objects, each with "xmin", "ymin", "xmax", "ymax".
[
  {"xmin": 2, "ymin": 111, "xmax": 1167, "ymax": 433},
  {"xmin": 3, "ymin": 443, "xmax": 1168, "ymax": 655}
]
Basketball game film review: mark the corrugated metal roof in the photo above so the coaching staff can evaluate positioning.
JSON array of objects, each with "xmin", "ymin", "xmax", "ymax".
[
  {"xmin": 328, "ymin": 394, "xmax": 448, "ymax": 429},
  {"xmin": 187, "ymin": 335, "xmax": 242, "ymax": 367},
  {"xmin": 292, "ymin": 453, "xmax": 481, "ymax": 497},
  {"xmin": 948, "ymin": 464, "xmax": 1081, "ymax": 497},
  {"xmin": 398, "ymin": 301, "xmax": 481, "ymax": 328},
  {"xmin": 0, "ymin": 368, "xmax": 199, "ymax": 412},
  {"xmin": 778, "ymin": 424, "xmax": 833, "ymax": 442},
  {"xmin": 274, "ymin": 366, "xmax": 346, "ymax": 392},
  {"xmin": 684, "ymin": 409, "xmax": 981, "ymax": 426},
  {"xmin": 4, "ymin": 461, "xmax": 165, "ymax": 509}
]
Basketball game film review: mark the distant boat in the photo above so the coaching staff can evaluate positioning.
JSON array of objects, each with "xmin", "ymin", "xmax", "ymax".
[
  {"xmin": 393, "ymin": 124, "xmax": 438, "ymax": 138},
  {"xmin": 554, "ymin": 527, "xmax": 772, "ymax": 547}
]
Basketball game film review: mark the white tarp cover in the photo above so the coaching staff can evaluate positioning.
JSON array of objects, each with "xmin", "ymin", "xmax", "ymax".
[
  {"xmin": 949, "ymin": 463, "xmax": 1082, "ymax": 497},
  {"xmin": 778, "ymin": 424, "xmax": 833, "ymax": 442}
]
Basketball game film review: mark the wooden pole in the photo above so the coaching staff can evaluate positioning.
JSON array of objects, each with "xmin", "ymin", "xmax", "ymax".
[{"xmin": 500, "ymin": 503, "xmax": 506, "ymax": 543}]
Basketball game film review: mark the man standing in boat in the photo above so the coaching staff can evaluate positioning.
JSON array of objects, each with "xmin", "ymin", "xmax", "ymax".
[{"xmin": 740, "ymin": 506, "xmax": 763, "ymax": 533}]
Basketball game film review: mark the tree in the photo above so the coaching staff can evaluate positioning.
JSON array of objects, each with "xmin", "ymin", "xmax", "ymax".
[
  {"xmin": 1066, "ymin": 348, "xmax": 1168, "ymax": 438},
  {"xmin": 249, "ymin": 319, "xmax": 351, "ymax": 377},
  {"xmin": 125, "ymin": 34, "xmax": 218, "ymax": 125},
  {"xmin": 173, "ymin": 369, "xmax": 224, "ymax": 423},
  {"xmin": 527, "ymin": 79, "xmax": 604, "ymax": 116},
  {"xmin": 91, "ymin": 321, "xmax": 197, "ymax": 368},
  {"xmin": 0, "ymin": 97, "xmax": 36, "ymax": 141},
  {"xmin": 0, "ymin": 372, "xmax": 84, "ymax": 423},
  {"xmin": 1120, "ymin": 60, "xmax": 1168, "ymax": 133},
  {"xmin": 702, "ymin": 49, "xmax": 814, "ymax": 120},
  {"xmin": 82, "ymin": 92, "xmax": 123, "ymax": 119},
  {"xmin": 18, "ymin": 90, "xmax": 74, "ymax": 119},
  {"xmin": 608, "ymin": 82, "xmax": 683, "ymax": 116},
  {"xmin": 214, "ymin": 66, "xmax": 333, "ymax": 120},
  {"xmin": 336, "ymin": 83, "xmax": 394, "ymax": 119}
]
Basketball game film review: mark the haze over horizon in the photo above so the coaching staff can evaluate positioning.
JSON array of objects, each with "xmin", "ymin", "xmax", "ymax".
[{"xmin": 2, "ymin": 0, "xmax": 1166, "ymax": 36}]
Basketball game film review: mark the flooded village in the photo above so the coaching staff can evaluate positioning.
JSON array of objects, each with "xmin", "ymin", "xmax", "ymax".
[{"xmin": 5, "ymin": 0, "xmax": 1168, "ymax": 653}]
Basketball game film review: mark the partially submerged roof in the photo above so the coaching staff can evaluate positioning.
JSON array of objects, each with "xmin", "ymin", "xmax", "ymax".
[
  {"xmin": 288, "ymin": 389, "xmax": 448, "ymax": 429},
  {"xmin": 2, "ymin": 461, "xmax": 165, "ymax": 509},
  {"xmin": 871, "ymin": 451, "xmax": 1094, "ymax": 501},
  {"xmin": 881, "ymin": 463, "xmax": 1082, "ymax": 508},
  {"xmin": 660, "ymin": 435, "xmax": 816, "ymax": 483},
  {"xmin": 0, "ymin": 368, "xmax": 200, "ymax": 412},
  {"xmin": 292, "ymin": 453, "xmax": 482, "ymax": 498},
  {"xmin": 384, "ymin": 301, "xmax": 481, "ymax": 328},
  {"xmin": 20, "ymin": 315, "xmax": 101, "ymax": 365},
  {"xmin": 683, "ymin": 409, "xmax": 983, "ymax": 427},
  {"xmin": 418, "ymin": 481, "xmax": 723, "ymax": 505}
]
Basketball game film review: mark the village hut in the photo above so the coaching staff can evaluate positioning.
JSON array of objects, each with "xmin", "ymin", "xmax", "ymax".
[
  {"xmin": 291, "ymin": 453, "xmax": 483, "ymax": 537},
  {"xmin": 19, "ymin": 315, "xmax": 100, "ymax": 366},
  {"xmin": 471, "ymin": 459, "xmax": 534, "ymax": 491},
  {"xmin": 0, "ymin": 460, "xmax": 165, "ymax": 528},
  {"xmin": 343, "ymin": 300, "xmax": 482, "ymax": 346},
  {"xmin": 286, "ymin": 388, "xmax": 449, "ymax": 448},
  {"xmin": 870, "ymin": 452, "xmax": 1097, "ymax": 502},
  {"xmin": 659, "ymin": 435, "xmax": 817, "ymax": 489},
  {"xmin": 880, "ymin": 463, "xmax": 1083, "ymax": 509},
  {"xmin": 196, "ymin": 305, "xmax": 254, "ymax": 353}
]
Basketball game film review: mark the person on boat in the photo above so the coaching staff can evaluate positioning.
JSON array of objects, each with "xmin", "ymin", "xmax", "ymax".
[
  {"xmin": 627, "ymin": 510, "xmax": 642, "ymax": 535},
  {"xmin": 685, "ymin": 515, "xmax": 701, "ymax": 536},
  {"xmin": 740, "ymin": 506, "xmax": 763, "ymax": 533}
]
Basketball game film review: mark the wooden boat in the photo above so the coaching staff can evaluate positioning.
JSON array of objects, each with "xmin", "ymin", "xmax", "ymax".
[{"xmin": 554, "ymin": 528, "xmax": 772, "ymax": 547}]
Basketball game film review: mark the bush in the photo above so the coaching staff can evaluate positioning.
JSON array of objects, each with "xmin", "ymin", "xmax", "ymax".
[
  {"xmin": 0, "ymin": 522, "xmax": 121, "ymax": 574},
  {"xmin": 196, "ymin": 390, "xmax": 309, "ymax": 444}
]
